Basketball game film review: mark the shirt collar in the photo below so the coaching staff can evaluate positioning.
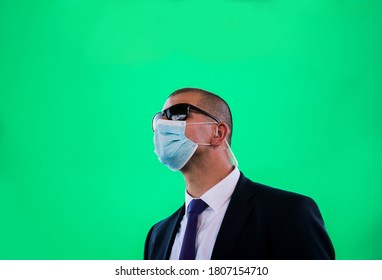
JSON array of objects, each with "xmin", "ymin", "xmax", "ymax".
[{"xmin": 185, "ymin": 167, "xmax": 240, "ymax": 213}]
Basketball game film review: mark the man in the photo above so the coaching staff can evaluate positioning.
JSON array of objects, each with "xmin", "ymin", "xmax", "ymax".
[{"xmin": 144, "ymin": 87, "xmax": 335, "ymax": 260}]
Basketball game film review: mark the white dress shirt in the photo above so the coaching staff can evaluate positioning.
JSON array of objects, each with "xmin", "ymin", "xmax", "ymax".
[{"xmin": 169, "ymin": 167, "xmax": 240, "ymax": 260}]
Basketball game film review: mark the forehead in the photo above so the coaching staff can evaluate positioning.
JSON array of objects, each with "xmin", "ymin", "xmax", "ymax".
[{"xmin": 162, "ymin": 92, "xmax": 203, "ymax": 110}]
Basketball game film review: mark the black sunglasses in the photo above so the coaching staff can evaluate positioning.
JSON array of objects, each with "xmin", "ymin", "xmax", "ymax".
[{"xmin": 152, "ymin": 103, "xmax": 220, "ymax": 131}]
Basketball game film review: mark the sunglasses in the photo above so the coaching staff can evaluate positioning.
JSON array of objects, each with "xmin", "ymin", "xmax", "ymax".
[{"xmin": 152, "ymin": 103, "xmax": 220, "ymax": 131}]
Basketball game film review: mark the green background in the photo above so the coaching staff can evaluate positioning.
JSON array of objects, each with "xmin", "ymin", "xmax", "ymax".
[{"xmin": 1, "ymin": 0, "xmax": 381, "ymax": 260}]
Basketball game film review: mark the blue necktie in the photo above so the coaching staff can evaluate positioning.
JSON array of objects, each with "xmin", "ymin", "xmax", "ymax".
[{"xmin": 179, "ymin": 199, "xmax": 208, "ymax": 260}]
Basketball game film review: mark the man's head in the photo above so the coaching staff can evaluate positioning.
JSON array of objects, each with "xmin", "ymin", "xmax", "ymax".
[
  {"xmin": 153, "ymin": 87, "xmax": 235, "ymax": 172},
  {"xmin": 166, "ymin": 88, "xmax": 233, "ymax": 145}
]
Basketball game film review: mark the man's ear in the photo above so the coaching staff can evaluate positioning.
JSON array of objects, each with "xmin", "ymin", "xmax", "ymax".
[{"xmin": 211, "ymin": 122, "xmax": 229, "ymax": 146}]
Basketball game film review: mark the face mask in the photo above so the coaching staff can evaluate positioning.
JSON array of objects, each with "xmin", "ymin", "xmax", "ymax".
[{"xmin": 153, "ymin": 119, "xmax": 214, "ymax": 171}]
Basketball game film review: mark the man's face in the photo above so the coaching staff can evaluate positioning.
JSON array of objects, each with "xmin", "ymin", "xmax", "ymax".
[{"xmin": 162, "ymin": 92, "xmax": 216, "ymax": 145}]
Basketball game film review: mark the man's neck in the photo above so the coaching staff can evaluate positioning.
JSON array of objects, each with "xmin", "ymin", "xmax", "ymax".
[{"xmin": 181, "ymin": 155, "xmax": 234, "ymax": 198}]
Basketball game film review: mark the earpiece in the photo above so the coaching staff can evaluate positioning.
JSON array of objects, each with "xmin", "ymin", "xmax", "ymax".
[{"xmin": 215, "ymin": 126, "xmax": 219, "ymax": 137}]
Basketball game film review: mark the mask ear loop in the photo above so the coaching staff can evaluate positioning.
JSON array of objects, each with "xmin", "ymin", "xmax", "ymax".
[
  {"xmin": 225, "ymin": 139, "xmax": 239, "ymax": 167},
  {"xmin": 186, "ymin": 123, "xmax": 239, "ymax": 167},
  {"xmin": 186, "ymin": 122, "xmax": 219, "ymax": 146}
]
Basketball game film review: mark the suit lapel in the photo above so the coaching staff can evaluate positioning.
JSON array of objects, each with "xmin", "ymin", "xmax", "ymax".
[
  {"xmin": 211, "ymin": 173, "xmax": 255, "ymax": 259},
  {"xmin": 163, "ymin": 205, "xmax": 185, "ymax": 259}
]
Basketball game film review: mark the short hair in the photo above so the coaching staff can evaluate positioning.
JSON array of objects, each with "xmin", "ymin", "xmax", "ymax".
[{"xmin": 168, "ymin": 87, "xmax": 233, "ymax": 145}]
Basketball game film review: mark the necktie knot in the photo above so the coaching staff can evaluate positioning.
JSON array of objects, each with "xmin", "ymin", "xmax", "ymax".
[{"xmin": 188, "ymin": 199, "xmax": 208, "ymax": 215}]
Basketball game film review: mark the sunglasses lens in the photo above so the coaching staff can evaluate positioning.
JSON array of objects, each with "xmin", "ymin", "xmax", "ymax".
[
  {"xmin": 152, "ymin": 104, "xmax": 190, "ymax": 131},
  {"xmin": 166, "ymin": 104, "xmax": 189, "ymax": 121}
]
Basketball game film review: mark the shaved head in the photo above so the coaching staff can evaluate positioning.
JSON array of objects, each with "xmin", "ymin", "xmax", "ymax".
[{"xmin": 168, "ymin": 88, "xmax": 233, "ymax": 144}]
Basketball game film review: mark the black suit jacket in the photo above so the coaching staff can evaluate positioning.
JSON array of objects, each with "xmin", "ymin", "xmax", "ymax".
[{"xmin": 144, "ymin": 172, "xmax": 335, "ymax": 259}]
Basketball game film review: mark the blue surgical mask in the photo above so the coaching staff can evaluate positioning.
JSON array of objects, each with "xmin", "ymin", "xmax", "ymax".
[
  {"xmin": 153, "ymin": 119, "xmax": 239, "ymax": 171},
  {"xmin": 153, "ymin": 119, "xmax": 198, "ymax": 171}
]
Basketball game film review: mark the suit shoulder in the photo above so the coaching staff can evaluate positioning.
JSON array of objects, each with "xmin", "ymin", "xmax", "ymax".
[
  {"xmin": 239, "ymin": 173, "xmax": 317, "ymax": 208},
  {"xmin": 144, "ymin": 205, "xmax": 184, "ymax": 259},
  {"xmin": 256, "ymin": 181, "xmax": 312, "ymax": 200},
  {"xmin": 150, "ymin": 205, "xmax": 184, "ymax": 234}
]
